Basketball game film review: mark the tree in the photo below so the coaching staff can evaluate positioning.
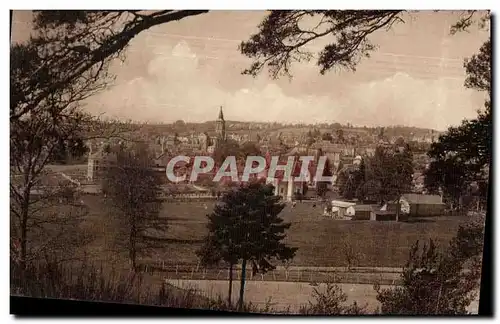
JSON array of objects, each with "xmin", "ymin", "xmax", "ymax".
[
  {"xmin": 424, "ymin": 39, "xmax": 491, "ymax": 209},
  {"xmin": 11, "ymin": 13, "xmax": 143, "ymax": 267},
  {"xmin": 395, "ymin": 136, "xmax": 405, "ymax": 147},
  {"xmin": 338, "ymin": 165, "xmax": 365, "ymax": 201},
  {"xmin": 240, "ymin": 10, "xmax": 489, "ymax": 79},
  {"xmin": 198, "ymin": 182, "xmax": 297, "ymax": 311},
  {"xmin": 10, "ymin": 39, "xmax": 104, "ymax": 267},
  {"xmin": 375, "ymin": 217, "xmax": 484, "ymax": 314},
  {"xmin": 335, "ymin": 129, "xmax": 345, "ymax": 144},
  {"xmin": 10, "ymin": 175, "xmax": 90, "ymax": 268},
  {"xmin": 354, "ymin": 158, "xmax": 367, "ymax": 201},
  {"xmin": 360, "ymin": 146, "xmax": 413, "ymax": 220},
  {"xmin": 423, "ymin": 156, "xmax": 473, "ymax": 209},
  {"xmin": 101, "ymin": 144, "xmax": 166, "ymax": 271},
  {"xmin": 212, "ymin": 139, "xmax": 240, "ymax": 166},
  {"xmin": 239, "ymin": 141, "xmax": 261, "ymax": 159},
  {"xmin": 321, "ymin": 132, "xmax": 333, "ymax": 142}
]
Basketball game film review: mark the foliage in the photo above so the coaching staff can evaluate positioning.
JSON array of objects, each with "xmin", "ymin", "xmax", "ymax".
[
  {"xmin": 358, "ymin": 145, "xmax": 413, "ymax": 207},
  {"xmin": 335, "ymin": 129, "xmax": 345, "ymax": 143},
  {"xmin": 12, "ymin": 10, "xmax": 207, "ymax": 122},
  {"xmin": 423, "ymin": 156, "xmax": 472, "ymax": 207},
  {"xmin": 375, "ymin": 217, "xmax": 484, "ymax": 314},
  {"xmin": 10, "ymin": 179, "xmax": 91, "ymax": 267},
  {"xmin": 321, "ymin": 132, "xmax": 333, "ymax": 141},
  {"xmin": 424, "ymin": 39, "xmax": 491, "ymax": 208},
  {"xmin": 198, "ymin": 181, "xmax": 297, "ymax": 310},
  {"xmin": 212, "ymin": 139, "xmax": 241, "ymax": 166},
  {"xmin": 11, "ymin": 257, "xmax": 215, "ymax": 310},
  {"xmin": 337, "ymin": 161, "xmax": 365, "ymax": 201},
  {"xmin": 300, "ymin": 282, "xmax": 367, "ymax": 315},
  {"xmin": 101, "ymin": 144, "xmax": 166, "ymax": 271},
  {"xmin": 240, "ymin": 10, "xmax": 404, "ymax": 78},
  {"xmin": 240, "ymin": 10, "xmax": 489, "ymax": 79}
]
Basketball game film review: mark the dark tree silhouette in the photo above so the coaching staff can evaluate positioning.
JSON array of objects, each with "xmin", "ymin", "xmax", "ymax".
[
  {"xmin": 424, "ymin": 40, "xmax": 491, "ymax": 209},
  {"xmin": 360, "ymin": 146, "xmax": 413, "ymax": 220},
  {"xmin": 240, "ymin": 10, "xmax": 489, "ymax": 79},
  {"xmin": 198, "ymin": 182, "xmax": 297, "ymax": 310},
  {"xmin": 321, "ymin": 132, "xmax": 333, "ymax": 141},
  {"xmin": 12, "ymin": 10, "xmax": 207, "ymax": 122}
]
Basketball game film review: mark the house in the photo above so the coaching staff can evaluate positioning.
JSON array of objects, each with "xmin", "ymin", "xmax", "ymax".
[
  {"xmin": 330, "ymin": 200, "xmax": 356, "ymax": 219},
  {"xmin": 86, "ymin": 142, "xmax": 118, "ymax": 182},
  {"xmin": 388, "ymin": 193, "xmax": 445, "ymax": 217},
  {"xmin": 260, "ymin": 152, "xmax": 312, "ymax": 202}
]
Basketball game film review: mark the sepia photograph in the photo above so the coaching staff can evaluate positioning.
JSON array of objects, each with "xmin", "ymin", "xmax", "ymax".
[{"xmin": 9, "ymin": 6, "xmax": 492, "ymax": 316}]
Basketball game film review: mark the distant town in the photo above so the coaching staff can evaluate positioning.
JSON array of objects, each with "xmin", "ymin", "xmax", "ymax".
[{"xmin": 83, "ymin": 106, "xmax": 441, "ymax": 197}]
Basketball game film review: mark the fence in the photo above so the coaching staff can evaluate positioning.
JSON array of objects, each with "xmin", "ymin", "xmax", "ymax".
[{"xmin": 141, "ymin": 261, "xmax": 402, "ymax": 286}]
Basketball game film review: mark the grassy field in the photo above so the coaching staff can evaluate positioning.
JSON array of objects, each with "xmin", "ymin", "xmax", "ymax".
[{"xmin": 79, "ymin": 196, "xmax": 469, "ymax": 268}]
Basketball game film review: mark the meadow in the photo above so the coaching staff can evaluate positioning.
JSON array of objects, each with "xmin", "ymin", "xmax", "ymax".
[{"xmin": 79, "ymin": 196, "xmax": 469, "ymax": 269}]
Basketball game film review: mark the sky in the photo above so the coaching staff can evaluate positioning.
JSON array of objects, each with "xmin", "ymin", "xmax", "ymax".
[{"xmin": 11, "ymin": 10, "xmax": 490, "ymax": 130}]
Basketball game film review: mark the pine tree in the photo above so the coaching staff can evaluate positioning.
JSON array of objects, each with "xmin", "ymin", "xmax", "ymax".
[{"xmin": 198, "ymin": 181, "xmax": 297, "ymax": 310}]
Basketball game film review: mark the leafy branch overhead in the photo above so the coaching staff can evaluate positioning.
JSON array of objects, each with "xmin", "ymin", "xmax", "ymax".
[
  {"xmin": 240, "ymin": 10, "xmax": 490, "ymax": 79},
  {"xmin": 240, "ymin": 10, "xmax": 404, "ymax": 78},
  {"xmin": 12, "ymin": 10, "xmax": 208, "ymax": 122}
]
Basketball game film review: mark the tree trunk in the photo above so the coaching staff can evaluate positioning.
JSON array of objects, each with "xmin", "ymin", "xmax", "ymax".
[
  {"xmin": 129, "ymin": 224, "xmax": 137, "ymax": 271},
  {"xmin": 228, "ymin": 262, "xmax": 234, "ymax": 308},
  {"xmin": 20, "ymin": 208, "xmax": 28, "ymax": 269},
  {"xmin": 19, "ymin": 187, "xmax": 31, "ymax": 269},
  {"xmin": 238, "ymin": 259, "xmax": 247, "ymax": 311}
]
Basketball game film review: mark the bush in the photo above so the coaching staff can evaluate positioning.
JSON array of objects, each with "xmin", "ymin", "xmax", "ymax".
[
  {"xmin": 299, "ymin": 282, "xmax": 367, "ymax": 315},
  {"xmin": 375, "ymin": 217, "xmax": 484, "ymax": 314}
]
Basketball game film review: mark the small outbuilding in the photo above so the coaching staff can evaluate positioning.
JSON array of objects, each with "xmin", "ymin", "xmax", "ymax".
[
  {"xmin": 353, "ymin": 204, "xmax": 376, "ymax": 220},
  {"xmin": 331, "ymin": 200, "xmax": 356, "ymax": 219}
]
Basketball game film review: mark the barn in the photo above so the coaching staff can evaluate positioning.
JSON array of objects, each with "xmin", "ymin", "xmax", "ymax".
[{"xmin": 387, "ymin": 194, "xmax": 446, "ymax": 217}]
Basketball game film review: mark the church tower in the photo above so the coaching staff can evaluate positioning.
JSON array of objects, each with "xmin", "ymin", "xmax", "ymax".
[{"xmin": 215, "ymin": 106, "xmax": 226, "ymax": 146}]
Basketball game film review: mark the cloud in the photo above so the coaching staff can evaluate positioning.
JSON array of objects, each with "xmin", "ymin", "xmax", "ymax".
[{"xmin": 87, "ymin": 41, "xmax": 483, "ymax": 130}]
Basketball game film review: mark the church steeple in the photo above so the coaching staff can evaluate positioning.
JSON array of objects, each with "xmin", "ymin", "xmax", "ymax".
[
  {"xmin": 215, "ymin": 106, "xmax": 226, "ymax": 146},
  {"xmin": 218, "ymin": 106, "xmax": 224, "ymax": 120}
]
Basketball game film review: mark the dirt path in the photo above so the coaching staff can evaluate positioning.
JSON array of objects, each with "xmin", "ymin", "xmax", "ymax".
[{"xmin": 166, "ymin": 279, "xmax": 480, "ymax": 314}]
